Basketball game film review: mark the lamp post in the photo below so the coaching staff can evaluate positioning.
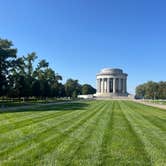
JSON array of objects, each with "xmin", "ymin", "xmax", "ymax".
[{"xmin": 153, "ymin": 91, "xmax": 156, "ymax": 103}]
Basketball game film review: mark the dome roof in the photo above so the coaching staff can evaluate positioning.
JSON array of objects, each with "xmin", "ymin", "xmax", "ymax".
[{"xmin": 100, "ymin": 68, "xmax": 123, "ymax": 75}]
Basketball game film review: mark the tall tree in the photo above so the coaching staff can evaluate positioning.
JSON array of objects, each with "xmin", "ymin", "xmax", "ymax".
[
  {"xmin": 65, "ymin": 79, "xmax": 81, "ymax": 98},
  {"xmin": 135, "ymin": 81, "xmax": 164, "ymax": 99},
  {"xmin": 81, "ymin": 84, "xmax": 96, "ymax": 95},
  {"xmin": 24, "ymin": 52, "xmax": 38, "ymax": 96},
  {"xmin": 24, "ymin": 52, "xmax": 37, "ymax": 77},
  {"xmin": 33, "ymin": 59, "xmax": 62, "ymax": 98},
  {"xmin": 32, "ymin": 80, "xmax": 41, "ymax": 98},
  {"xmin": 0, "ymin": 38, "xmax": 17, "ymax": 96},
  {"xmin": 145, "ymin": 81, "xmax": 158, "ymax": 99},
  {"xmin": 135, "ymin": 84, "xmax": 146, "ymax": 99},
  {"xmin": 158, "ymin": 81, "xmax": 166, "ymax": 99}
]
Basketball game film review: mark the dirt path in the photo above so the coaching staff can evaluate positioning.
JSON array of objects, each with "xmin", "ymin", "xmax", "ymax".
[{"xmin": 133, "ymin": 100, "xmax": 166, "ymax": 110}]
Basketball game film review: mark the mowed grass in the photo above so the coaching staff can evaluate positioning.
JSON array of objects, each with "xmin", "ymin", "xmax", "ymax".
[{"xmin": 0, "ymin": 101, "xmax": 166, "ymax": 166}]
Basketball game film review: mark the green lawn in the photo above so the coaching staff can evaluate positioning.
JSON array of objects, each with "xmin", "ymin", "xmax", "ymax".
[{"xmin": 0, "ymin": 100, "xmax": 166, "ymax": 166}]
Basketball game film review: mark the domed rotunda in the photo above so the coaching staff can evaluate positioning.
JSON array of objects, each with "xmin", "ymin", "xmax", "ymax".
[{"xmin": 96, "ymin": 68, "xmax": 128, "ymax": 97}]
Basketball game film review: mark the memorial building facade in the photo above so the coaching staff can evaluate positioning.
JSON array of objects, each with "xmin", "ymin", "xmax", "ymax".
[{"xmin": 96, "ymin": 68, "xmax": 128, "ymax": 97}]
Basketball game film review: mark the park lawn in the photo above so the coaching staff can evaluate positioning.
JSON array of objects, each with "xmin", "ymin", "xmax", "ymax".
[{"xmin": 0, "ymin": 100, "xmax": 165, "ymax": 166}]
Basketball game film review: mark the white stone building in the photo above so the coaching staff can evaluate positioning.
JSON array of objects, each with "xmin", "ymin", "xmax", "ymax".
[{"xmin": 96, "ymin": 68, "xmax": 128, "ymax": 97}]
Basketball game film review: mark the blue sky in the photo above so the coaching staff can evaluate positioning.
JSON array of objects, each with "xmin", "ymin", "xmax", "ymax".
[{"xmin": 0, "ymin": 0, "xmax": 166, "ymax": 94}]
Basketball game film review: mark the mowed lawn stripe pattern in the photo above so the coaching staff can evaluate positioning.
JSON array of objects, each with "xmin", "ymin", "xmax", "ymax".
[
  {"xmin": 9, "ymin": 102, "xmax": 105, "ymax": 163},
  {"xmin": 120, "ymin": 101, "xmax": 166, "ymax": 165},
  {"xmin": 0, "ymin": 101, "xmax": 105, "ymax": 165},
  {"xmin": 0, "ymin": 100, "xmax": 166, "ymax": 166}
]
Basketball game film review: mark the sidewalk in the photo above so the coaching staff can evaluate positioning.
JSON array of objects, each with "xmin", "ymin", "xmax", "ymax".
[{"xmin": 133, "ymin": 100, "xmax": 166, "ymax": 110}]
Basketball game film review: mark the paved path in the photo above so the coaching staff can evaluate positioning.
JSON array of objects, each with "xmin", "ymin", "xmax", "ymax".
[
  {"xmin": 0, "ymin": 101, "xmax": 79, "ymax": 112},
  {"xmin": 1, "ymin": 99, "xmax": 166, "ymax": 112},
  {"xmin": 133, "ymin": 100, "xmax": 166, "ymax": 110}
]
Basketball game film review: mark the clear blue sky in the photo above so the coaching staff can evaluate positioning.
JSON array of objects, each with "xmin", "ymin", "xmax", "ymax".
[{"xmin": 0, "ymin": 0, "xmax": 166, "ymax": 94}]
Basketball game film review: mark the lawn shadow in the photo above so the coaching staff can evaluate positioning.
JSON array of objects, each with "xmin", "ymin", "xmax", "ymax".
[{"xmin": 0, "ymin": 102, "xmax": 90, "ymax": 114}]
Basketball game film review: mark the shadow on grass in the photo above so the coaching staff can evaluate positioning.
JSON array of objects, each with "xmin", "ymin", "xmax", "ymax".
[{"xmin": 0, "ymin": 102, "xmax": 90, "ymax": 114}]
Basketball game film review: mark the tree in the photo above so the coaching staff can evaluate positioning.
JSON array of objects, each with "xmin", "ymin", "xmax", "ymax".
[
  {"xmin": 65, "ymin": 79, "xmax": 81, "ymax": 98},
  {"xmin": 24, "ymin": 52, "xmax": 37, "ymax": 77},
  {"xmin": 135, "ymin": 81, "xmax": 166, "ymax": 99},
  {"xmin": 158, "ymin": 81, "xmax": 166, "ymax": 99},
  {"xmin": 135, "ymin": 84, "xmax": 146, "ymax": 99},
  {"xmin": 0, "ymin": 37, "xmax": 96, "ymax": 100},
  {"xmin": 40, "ymin": 80, "xmax": 51, "ymax": 98},
  {"xmin": 58, "ymin": 83, "xmax": 66, "ymax": 97},
  {"xmin": 33, "ymin": 59, "xmax": 62, "ymax": 98},
  {"xmin": 81, "ymin": 84, "xmax": 96, "ymax": 95},
  {"xmin": 72, "ymin": 90, "xmax": 78, "ymax": 99},
  {"xmin": 7, "ymin": 57, "xmax": 25, "ymax": 97},
  {"xmin": 32, "ymin": 80, "xmax": 41, "ymax": 97},
  {"xmin": 0, "ymin": 38, "xmax": 17, "ymax": 96},
  {"xmin": 145, "ymin": 81, "xmax": 158, "ymax": 99}
]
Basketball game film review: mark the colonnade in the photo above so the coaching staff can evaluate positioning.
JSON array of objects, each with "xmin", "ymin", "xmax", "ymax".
[{"xmin": 97, "ymin": 77, "xmax": 127, "ymax": 94}]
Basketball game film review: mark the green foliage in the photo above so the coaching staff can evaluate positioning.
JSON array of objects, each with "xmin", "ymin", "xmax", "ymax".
[
  {"xmin": 72, "ymin": 90, "xmax": 78, "ymax": 99},
  {"xmin": 0, "ymin": 38, "xmax": 17, "ymax": 96},
  {"xmin": 0, "ymin": 37, "xmax": 94, "ymax": 99},
  {"xmin": 158, "ymin": 81, "xmax": 166, "ymax": 99},
  {"xmin": 24, "ymin": 52, "xmax": 37, "ymax": 77},
  {"xmin": 64, "ymin": 79, "xmax": 81, "ymax": 97},
  {"xmin": 81, "ymin": 84, "xmax": 96, "ymax": 94},
  {"xmin": 136, "ymin": 81, "xmax": 166, "ymax": 99},
  {"xmin": 0, "ymin": 38, "xmax": 64, "ymax": 98},
  {"xmin": 32, "ymin": 80, "xmax": 41, "ymax": 97}
]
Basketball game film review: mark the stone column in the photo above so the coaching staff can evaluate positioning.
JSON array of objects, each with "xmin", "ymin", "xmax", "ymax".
[
  {"xmin": 118, "ymin": 78, "xmax": 121, "ymax": 93},
  {"xmin": 104, "ymin": 79, "xmax": 107, "ymax": 93},
  {"xmin": 100, "ymin": 79, "xmax": 102, "ymax": 93},
  {"xmin": 113, "ymin": 78, "xmax": 116, "ymax": 94},
  {"xmin": 110, "ymin": 78, "xmax": 113, "ymax": 92},
  {"xmin": 107, "ymin": 78, "xmax": 110, "ymax": 93},
  {"xmin": 125, "ymin": 78, "xmax": 127, "ymax": 93},
  {"xmin": 97, "ymin": 79, "xmax": 100, "ymax": 93},
  {"xmin": 105, "ymin": 78, "xmax": 107, "ymax": 93},
  {"xmin": 122, "ymin": 78, "xmax": 125, "ymax": 94},
  {"xmin": 102, "ymin": 78, "xmax": 104, "ymax": 93},
  {"xmin": 96, "ymin": 79, "xmax": 98, "ymax": 93},
  {"xmin": 124, "ymin": 78, "xmax": 127, "ymax": 93},
  {"xmin": 98, "ymin": 79, "xmax": 99, "ymax": 93},
  {"xmin": 121, "ymin": 79, "xmax": 123, "ymax": 93}
]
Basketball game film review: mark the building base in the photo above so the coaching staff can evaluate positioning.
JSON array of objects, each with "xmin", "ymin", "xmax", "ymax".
[{"xmin": 95, "ymin": 92, "xmax": 129, "ymax": 99}]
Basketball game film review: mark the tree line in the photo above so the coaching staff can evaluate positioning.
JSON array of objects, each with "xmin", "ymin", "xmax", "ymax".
[
  {"xmin": 0, "ymin": 38, "xmax": 96, "ymax": 99},
  {"xmin": 135, "ymin": 81, "xmax": 166, "ymax": 99}
]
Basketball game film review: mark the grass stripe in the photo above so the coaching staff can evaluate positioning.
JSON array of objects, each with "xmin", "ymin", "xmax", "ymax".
[
  {"xmin": 0, "ymin": 101, "xmax": 90, "ymax": 125},
  {"xmin": 118, "ymin": 101, "xmax": 152, "ymax": 165},
  {"xmin": 0, "ymin": 109, "xmax": 85, "ymax": 153},
  {"xmin": 124, "ymin": 101, "xmax": 166, "ymax": 131},
  {"xmin": 0, "ymin": 100, "xmax": 165, "ymax": 166},
  {"xmin": 38, "ymin": 102, "xmax": 109, "ymax": 166},
  {"xmin": 1, "ymin": 102, "xmax": 104, "ymax": 165},
  {"xmin": 58, "ymin": 102, "xmax": 112, "ymax": 166},
  {"xmin": 99, "ymin": 101, "xmax": 115, "ymax": 165},
  {"xmin": 122, "ymin": 101, "xmax": 166, "ymax": 149},
  {"xmin": 0, "ymin": 102, "xmax": 103, "ymax": 158},
  {"xmin": 120, "ymin": 101, "xmax": 166, "ymax": 165}
]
